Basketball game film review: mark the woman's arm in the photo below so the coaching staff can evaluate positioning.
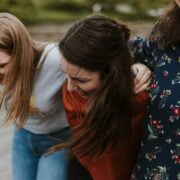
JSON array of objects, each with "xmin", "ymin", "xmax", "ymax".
[{"xmin": 129, "ymin": 37, "xmax": 155, "ymax": 70}]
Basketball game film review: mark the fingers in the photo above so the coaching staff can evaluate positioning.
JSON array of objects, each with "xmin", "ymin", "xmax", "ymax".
[
  {"xmin": 134, "ymin": 70, "xmax": 152, "ymax": 90},
  {"xmin": 131, "ymin": 63, "xmax": 152, "ymax": 93},
  {"xmin": 134, "ymin": 79, "xmax": 151, "ymax": 94},
  {"xmin": 131, "ymin": 64, "xmax": 138, "ymax": 76}
]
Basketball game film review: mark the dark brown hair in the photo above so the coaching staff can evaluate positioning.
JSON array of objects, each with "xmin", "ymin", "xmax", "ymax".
[
  {"xmin": 151, "ymin": 1, "xmax": 180, "ymax": 47},
  {"xmin": 55, "ymin": 14, "xmax": 134, "ymax": 156}
]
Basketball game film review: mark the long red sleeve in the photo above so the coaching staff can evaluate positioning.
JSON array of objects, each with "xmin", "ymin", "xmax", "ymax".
[{"xmin": 62, "ymin": 83, "xmax": 148, "ymax": 180}]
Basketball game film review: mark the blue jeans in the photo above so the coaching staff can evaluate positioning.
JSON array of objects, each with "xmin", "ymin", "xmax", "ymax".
[{"xmin": 12, "ymin": 127, "xmax": 70, "ymax": 180}]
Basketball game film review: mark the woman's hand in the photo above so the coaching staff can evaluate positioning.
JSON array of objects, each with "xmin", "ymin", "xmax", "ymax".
[{"xmin": 131, "ymin": 63, "xmax": 152, "ymax": 94}]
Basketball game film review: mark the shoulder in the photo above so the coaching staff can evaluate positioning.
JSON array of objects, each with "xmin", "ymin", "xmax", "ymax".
[
  {"xmin": 36, "ymin": 43, "xmax": 63, "ymax": 73},
  {"xmin": 42, "ymin": 43, "xmax": 62, "ymax": 66},
  {"xmin": 44, "ymin": 43, "xmax": 61, "ymax": 59},
  {"xmin": 36, "ymin": 43, "xmax": 65, "ymax": 79}
]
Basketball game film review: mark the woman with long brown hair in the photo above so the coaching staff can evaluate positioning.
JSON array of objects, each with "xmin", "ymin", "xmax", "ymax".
[
  {"xmin": 0, "ymin": 13, "xmax": 70, "ymax": 180},
  {"xmin": 51, "ymin": 14, "xmax": 150, "ymax": 179},
  {"xmin": 130, "ymin": 0, "xmax": 180, "ymax": 179}
]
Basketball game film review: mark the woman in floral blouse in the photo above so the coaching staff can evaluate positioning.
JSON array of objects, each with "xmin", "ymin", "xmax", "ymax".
[{"xmin": 130, "ymin": 0, "xmax": 180, "ymax": 179}]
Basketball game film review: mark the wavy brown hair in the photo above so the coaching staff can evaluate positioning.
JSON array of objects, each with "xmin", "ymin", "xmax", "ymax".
[
  {"xmin": 0, "ymin": 13, "xmax": 44, "ymax": 127},
  {"xmin": 151, "ymin": 0, "xmax": 180, "ymax": 47},
  {"xmin": 52, "ymin": 14, "xmax": 134, "ymax": 156}
]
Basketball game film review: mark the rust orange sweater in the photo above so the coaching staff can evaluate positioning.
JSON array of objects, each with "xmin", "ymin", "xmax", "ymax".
[{"xmin": 62, "ymin": 83, "xmax": 148, "ymax": 180}]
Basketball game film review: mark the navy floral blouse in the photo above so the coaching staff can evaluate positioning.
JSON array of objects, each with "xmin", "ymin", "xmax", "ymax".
[{"xmin": 130, "ymin": 34, "xmax": 180, "ymax": 179}]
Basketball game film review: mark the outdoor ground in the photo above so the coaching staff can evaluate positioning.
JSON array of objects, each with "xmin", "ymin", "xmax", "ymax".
[{"xmin": 0, "ymin": 21, "xmax": 153, "ymax": 180}]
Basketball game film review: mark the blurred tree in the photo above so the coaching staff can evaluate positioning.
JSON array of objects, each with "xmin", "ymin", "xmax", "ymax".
[
  {"xmin": 128, "ymin": 0, "xmax": 169, "ymax": 19},
  {"xmin": 0, "ymin": 0, "xmax": 170, "ymax": 23},
  {"xmin": 89, "ymin": 0, "xmax": 120, "ymax": 12},
  {"xmin": 0, "ymin": 0, "xmax": 8, "ymax": 11},
  {"xmin": 89, "ymin": 0, "xmax": 119, "ymax": 4},
  {"xmin": 0, "ymin": 0, "xmax": 37, "ymax": 23},
  {"xmin": 42, "ymin": 0, "xmax": 91, "ymax": 12},
  {"xmin": 8, "ymin": 0, "xmax": 18, "ymax": 5}
]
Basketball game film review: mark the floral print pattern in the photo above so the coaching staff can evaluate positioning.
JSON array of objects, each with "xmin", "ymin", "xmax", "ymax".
[{"xmin": 130, "ymin": 36, "xmax": 180, "ymax": 179}]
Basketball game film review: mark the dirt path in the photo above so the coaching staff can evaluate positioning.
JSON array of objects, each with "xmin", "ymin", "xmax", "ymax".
[{"xmin": 0, "ymin": 21, "xmax": 154, "ymax": 180}]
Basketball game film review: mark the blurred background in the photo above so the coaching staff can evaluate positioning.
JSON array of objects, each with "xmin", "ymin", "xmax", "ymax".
[
  {"xmin": 0, "ymin": 0, "xmax": 169, "ymax": 24},
  {"xmin": 0, "ymin": 0, "xmax": 170, "ymax": 180}
]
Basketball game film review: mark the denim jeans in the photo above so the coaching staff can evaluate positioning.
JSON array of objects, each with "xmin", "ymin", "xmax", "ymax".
[{"xmin": 12, "ymin": 127, "xmax": 70, "ymax": 180}]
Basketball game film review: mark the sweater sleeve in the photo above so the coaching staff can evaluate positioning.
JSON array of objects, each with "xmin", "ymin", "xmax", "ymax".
[{"xmin": 129, "ymin": 36, "xmax": 156, "ymax": 70}]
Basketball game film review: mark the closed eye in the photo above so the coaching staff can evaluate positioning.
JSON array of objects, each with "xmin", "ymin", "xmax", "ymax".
[
  {"xmin": 0, "ymin": 63, "xmax": 8, "ymax": 68},
  {"xmin": 77, "ymin": 79, "xmax": 89, "ymax": 83},
  {"xmin": 71, "ymin": 77, "xmax": 90, "ymax": 83}
]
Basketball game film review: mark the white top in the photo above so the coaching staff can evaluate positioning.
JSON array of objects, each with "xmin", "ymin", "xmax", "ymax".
[{"xmin": 23, "ymin": 43, "xmax": 68, "ymax": 134}]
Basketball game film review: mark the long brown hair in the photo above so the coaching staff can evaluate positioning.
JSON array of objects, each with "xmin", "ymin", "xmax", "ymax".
[
  {"xmin": 152, "ymin": 0, "xmax": 180, "ymax": 47},
  {"xmin": 53, "ymin": 14, "xmax": 134, "ymax": 156},
  {"xmin": 0, "ymin": 13, "xmax": 44, "ymax": 127}
]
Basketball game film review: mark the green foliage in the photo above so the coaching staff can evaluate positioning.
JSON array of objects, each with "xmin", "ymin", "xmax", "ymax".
[
  {"xmin": 0, "ymin": 0, "xmax": 171, "ymax": 24},
  {"xmin": 34, "ymin": 9, "xmax": 89, "ymax": 24},
  {"xmin": 0, "ymin": 0, "xmax": 9, "ymax": 11},
  {"xmin": 42, "ymin": 0, "xmax": 91, "ymax": 12},
  {"xmin": 0, "ymin": 0, "xmax": 37, "ymax": 23}
]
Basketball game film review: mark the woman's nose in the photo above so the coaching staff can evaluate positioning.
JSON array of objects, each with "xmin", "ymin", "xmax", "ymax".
[{"xmin": 67, "ymin": 80, "xmax": 77, "ymax": 92}]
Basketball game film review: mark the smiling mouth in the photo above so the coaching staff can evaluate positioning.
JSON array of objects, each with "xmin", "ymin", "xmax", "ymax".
[
  {"xmin": 76, "ymin": 90, "xmax": 90, "ymax": 98},
  {"xmin": 77, "ymin": 91, "xmax": 87, "ymax": 95}
]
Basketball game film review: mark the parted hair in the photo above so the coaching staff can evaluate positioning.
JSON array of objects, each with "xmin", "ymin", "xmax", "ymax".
[{"xmin": 52, "ymin": 14, "xmax": 134, "ymax": 156}]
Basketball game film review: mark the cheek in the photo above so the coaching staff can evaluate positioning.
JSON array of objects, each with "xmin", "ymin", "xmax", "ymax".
[
  {"xmin": 0, "ymin": 69, "xmax": 6, "ymax": 75},
  {"xmin": 91, "ymin": 79, "xmax": 101, "ymax": 89},
  {"xmin": 80, "ymin": 80, "xmax": 100, "ymax": 92},
  {"xmin": 0, "ymin": 67, "xmax": 8, "ymax": 75}
]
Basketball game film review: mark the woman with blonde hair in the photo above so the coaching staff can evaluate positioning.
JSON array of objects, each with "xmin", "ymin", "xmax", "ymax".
[{"xmin": 0, "ymin": 13, "xmax": 69, "ymax": 180}]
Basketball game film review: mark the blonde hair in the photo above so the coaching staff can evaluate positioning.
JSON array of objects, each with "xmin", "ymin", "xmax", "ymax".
[{"xmin": 0, "ymin": 13, "xmax": 43, "ymax": 127}]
